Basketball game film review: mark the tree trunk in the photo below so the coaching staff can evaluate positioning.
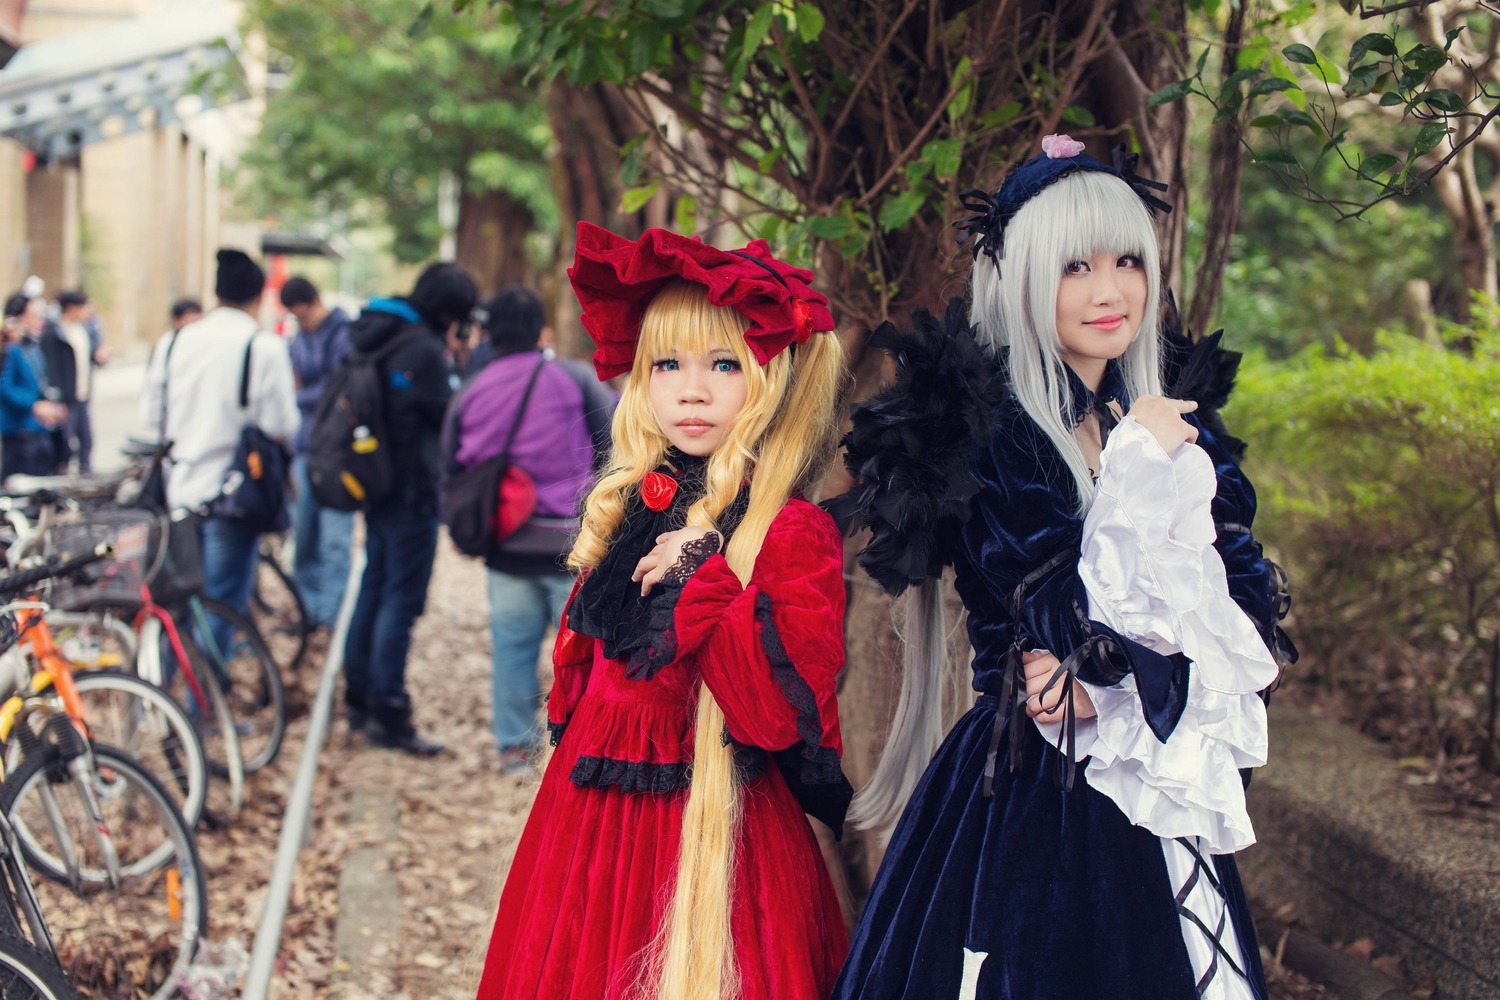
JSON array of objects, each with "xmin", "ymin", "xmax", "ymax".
[
  {"xmin": 546, "ymin": 83, "xmax": 657, "ymax": 357},
  {"xmin": 454, "ymin": 184, "xmax": 535, "ymax": 297}
]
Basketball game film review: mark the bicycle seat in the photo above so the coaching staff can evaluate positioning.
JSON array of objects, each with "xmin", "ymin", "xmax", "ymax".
[{"xmin": 120, "ymin": 436, "xmax": 171, "ymax": 459}]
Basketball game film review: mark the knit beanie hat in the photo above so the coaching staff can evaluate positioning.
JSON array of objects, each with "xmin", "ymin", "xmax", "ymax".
[{"xmin": 215, "ymin": 249, "xmax": 265, "ymax": 304}]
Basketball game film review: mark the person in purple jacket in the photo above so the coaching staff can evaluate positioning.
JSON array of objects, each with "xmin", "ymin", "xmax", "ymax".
[
  {"xmin": 445, "ymin": 286, "xmax": 616, "ymax": 772},
  {"xmin": 281, "ymin": 277, "xmax": 355, "ymax": 630}
]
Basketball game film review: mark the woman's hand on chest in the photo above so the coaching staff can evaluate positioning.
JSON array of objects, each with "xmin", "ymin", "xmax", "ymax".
[{"xmin": 633, "ymin": 527, "xmax": 723, "ymax": 595}]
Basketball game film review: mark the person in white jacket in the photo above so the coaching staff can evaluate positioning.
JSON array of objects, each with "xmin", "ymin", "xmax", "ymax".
[{"xmin": 140, "ymin": 249, "xmax": 298, "ymax": 622}]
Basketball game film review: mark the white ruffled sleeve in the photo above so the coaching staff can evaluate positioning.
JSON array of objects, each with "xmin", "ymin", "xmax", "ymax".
[{"xmin": 1070, "ymin": 417, "xmax": 1278, "ymax": 854}]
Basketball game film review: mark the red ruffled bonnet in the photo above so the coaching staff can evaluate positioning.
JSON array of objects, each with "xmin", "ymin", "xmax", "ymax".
[{"xmin": 568, "ymin": 221, "xmax": 837, "ymax": 380}]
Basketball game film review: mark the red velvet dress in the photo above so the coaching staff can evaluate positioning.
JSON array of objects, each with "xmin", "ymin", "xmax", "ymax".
[{"xmin": 477, "ymin": 499, "xmax": 850, "ymax": 1000}]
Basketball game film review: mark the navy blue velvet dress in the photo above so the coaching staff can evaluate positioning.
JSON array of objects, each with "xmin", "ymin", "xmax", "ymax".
[{"xmin": 833, "ymin": 366, "xmax": 1277, "ymax": 1000}]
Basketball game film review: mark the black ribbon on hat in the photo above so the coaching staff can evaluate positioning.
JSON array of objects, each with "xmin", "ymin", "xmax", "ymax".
[
  {"xmin": 1110, "ymin": 144, "xmax": 1173, "ymax": 216},
  {"xmin": 954, "ymin": 188, "xmax": 1005, "ymax": 271}
]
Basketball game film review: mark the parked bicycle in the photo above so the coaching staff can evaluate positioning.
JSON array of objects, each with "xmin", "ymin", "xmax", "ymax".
[{"xmin": 0, "ymin": 547, "xmax": 207, "ymax": 1000}]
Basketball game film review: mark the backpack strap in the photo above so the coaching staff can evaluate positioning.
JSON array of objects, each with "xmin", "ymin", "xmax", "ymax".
[
  {"xmin": 499, "ymin": 355, "xmax": 549, "ymax": 464},
  {"xmin": 238, "ymin": 333, "xmax": 256, "ymax": 410},
  {"xmin": 158, "ymin": 330, "xmax": 182, "ymax": 438}
]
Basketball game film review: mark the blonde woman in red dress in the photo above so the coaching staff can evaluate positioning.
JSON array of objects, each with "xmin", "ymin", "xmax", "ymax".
[{"xmin": 478, "ymin": 222, "xmax": 852, "ymax": 1000}]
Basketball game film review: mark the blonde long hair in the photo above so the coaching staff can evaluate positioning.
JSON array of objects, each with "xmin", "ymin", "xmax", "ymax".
[{"xmin": 570, "ymin": 281, "xmax": 844, "ymax": 1000}]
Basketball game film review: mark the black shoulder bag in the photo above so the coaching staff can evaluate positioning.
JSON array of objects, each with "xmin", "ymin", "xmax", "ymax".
[{"xmin": 213, "ymin": 334, "xmax": 292, "ymax": 534}]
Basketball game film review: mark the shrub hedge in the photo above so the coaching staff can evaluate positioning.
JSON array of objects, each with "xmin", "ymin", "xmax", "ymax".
[{"xmin": 1225, "ymin": 297, "xmax": 1500, "ymax": 771}]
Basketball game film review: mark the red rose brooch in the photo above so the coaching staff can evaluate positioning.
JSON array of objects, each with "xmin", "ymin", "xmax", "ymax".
[{"xmin": 641, "ymin": 471, "xmax": 678, "ymax": 512}]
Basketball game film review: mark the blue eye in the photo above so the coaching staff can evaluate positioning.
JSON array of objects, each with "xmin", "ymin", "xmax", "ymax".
[
  {"xmin": 711, "ymin": 358, "xmax": 742, "ymax": 373},
  {"xmin": 651, "ymin": 358, "xmax": 679, "ymax": 372}
]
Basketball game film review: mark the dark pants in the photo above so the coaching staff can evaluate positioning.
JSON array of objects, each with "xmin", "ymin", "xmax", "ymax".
[
  {"xmin": 66, "ymin": 401, "xmax": 92, "ymax": 473},
  {"xmin": 342, "ymin": 502, "xmax": 440, "ymax": 723},
  {"xmin": 1, "ymin": 432, "xmax": 58, "ymax": 480}
]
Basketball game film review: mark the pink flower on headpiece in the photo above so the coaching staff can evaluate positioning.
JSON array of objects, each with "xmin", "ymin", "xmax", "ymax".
[{"xmin": 1041, "ymin": 134, "xmax": 1086, "ymax": 159}]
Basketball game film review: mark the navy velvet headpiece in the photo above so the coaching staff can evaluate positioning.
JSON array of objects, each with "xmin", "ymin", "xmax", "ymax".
[{"xmin": 955, "ymin": 134, "xmax": 1172, "ymax": 275}]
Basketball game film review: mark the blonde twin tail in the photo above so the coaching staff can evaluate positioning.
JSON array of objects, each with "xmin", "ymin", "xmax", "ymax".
[{"xmin": 623, "ymin": 286, "xmax": 844, "ymax": 1000}]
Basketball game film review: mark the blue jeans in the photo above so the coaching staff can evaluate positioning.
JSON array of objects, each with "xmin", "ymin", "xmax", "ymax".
[
  {"xmin": 342, "ymin": 502, "xmax": 440, "ymax": 709},
  {"xmin": 487, "ymin": 570, "xmax": 574, "ymax": 750},
  {"xmin": 290, "ymin": 456, "xmax": 355, "ymax": 626},
  {"xmin": 199, "ymin": 516, "xmax": 260, "ymax": 657}
]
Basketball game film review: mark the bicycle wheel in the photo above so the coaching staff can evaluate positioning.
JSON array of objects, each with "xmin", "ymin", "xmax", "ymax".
[
  {"xmin": 68, "ymin": 670, "xmax": 207, "ymax": 830},
  {"xmin": 186, "ymin": 598, "xmax": 285, "ymax": 774},
  {"xmin": 140, "ymin": 615, "xmax": 244, "ymax": 819},
  {"xmin": 2, "ymin": 743, "xmax": 207, "ymax": 1000},
  {"xmin": 0, "ymin": 935, "xmax": 79, "ymax": 1000},
  {"xmin": 252, "ymin": 539, "xmax": 309, "ymax": 673}
]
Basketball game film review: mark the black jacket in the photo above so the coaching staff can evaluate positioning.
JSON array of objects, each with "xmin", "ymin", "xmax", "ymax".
[
  {"xmin": 347, "ymin": 304, "xmax": 453, "ymax": 511},
  {"xmin": 38, "ymin": 325, "xmax": 78, "ymax": 405}
]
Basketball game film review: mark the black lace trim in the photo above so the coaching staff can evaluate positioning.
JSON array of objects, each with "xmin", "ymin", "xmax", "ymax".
[
  {"xmin": 567, "ymin": 745, "xmax": 775, "ymax": 794},
  {"xmin": 753, "ymin": 593, "xmax": 854, "ymax": 836},
  {"xmin": 548, "ymin": 720, "xmax": 568, "ymax": 747},
  {"xmin": 620, "ymin": 532, "xmax": 721, "ymax": 681},
  {"xmin": 570, "ymin": 756, "xmax": 691, "ymax": 793},
  {"xmin": 660, "ymin": 532, "xmax": 721, "ymax": 586},
  {"xmin": 754, "ymin": 593, "xmax": 827, "ymax": 774}
]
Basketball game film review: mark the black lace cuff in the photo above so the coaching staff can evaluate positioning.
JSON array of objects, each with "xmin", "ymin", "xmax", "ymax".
[
  {"xmin": 548, "ymin": 720, "xmax": 569, "ymax": 747},
  {"xmin": 660, "ymin": 532, "xmax": 721, "ymax": 586}
]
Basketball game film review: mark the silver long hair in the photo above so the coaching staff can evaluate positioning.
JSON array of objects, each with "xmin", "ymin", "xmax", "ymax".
[
  {"xmin": 971, "ymin": 169, "xmax": 1163, "ymax": 515},
  {"xmin": 849, "ymin": 168, "xmax": 1166, "ymax": 833}
]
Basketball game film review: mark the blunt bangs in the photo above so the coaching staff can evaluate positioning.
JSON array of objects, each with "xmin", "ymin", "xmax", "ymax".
[{"xmin": 635, "ymin": 281, "xmax": 756, "ymax": 375}]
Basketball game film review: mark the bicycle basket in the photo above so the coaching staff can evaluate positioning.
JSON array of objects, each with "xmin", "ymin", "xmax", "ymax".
[
  {"xmin": 44, "ymin": 507, "xmax": 157, "ymax": 609},
  {"xmin": 146, "ymin": 511, "xmax": 204, "ymax": 607}
]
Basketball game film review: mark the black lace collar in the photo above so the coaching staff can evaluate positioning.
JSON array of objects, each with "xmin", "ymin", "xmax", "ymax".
[{"xmin": 569, "ymin": 450, "xmax": 748, "ymax": 661}]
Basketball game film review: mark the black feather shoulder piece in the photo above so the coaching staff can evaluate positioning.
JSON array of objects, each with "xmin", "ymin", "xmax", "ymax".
[
  {"xmin": 822, "ymin": 297, "xmax": 1009, "ymax": 597},
  {"xmin": 1159, "ymin": 293, "xmax": 1247, "ymax": 460}
]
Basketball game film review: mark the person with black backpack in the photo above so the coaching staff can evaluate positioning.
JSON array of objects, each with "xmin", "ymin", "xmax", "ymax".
[
  {"xmin": 440, "ymin": 286, "xmax": 615, "ymax": 773},
  {"xmin": 334, "ymin": 262, "xmax": 475, "ymax": 756}
]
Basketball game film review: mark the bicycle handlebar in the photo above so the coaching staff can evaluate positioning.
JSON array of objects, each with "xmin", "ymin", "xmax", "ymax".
[{"xmin": 0, "ymin": 543, "xmax": 114, "ymax": 598}]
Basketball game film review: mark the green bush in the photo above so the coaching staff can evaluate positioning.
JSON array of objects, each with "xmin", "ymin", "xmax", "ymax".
[{"xmin": 1225, "ymin": 297, "xmax": 1500, "ymax": 770}]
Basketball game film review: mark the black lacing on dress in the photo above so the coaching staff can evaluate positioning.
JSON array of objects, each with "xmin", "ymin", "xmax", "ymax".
[{"xmin": 1171, "ymin": 836, "xmax": 1250, "ymax": 995}]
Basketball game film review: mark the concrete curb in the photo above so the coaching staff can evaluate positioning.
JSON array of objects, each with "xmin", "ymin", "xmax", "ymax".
[{"xmin": 1241, "ymin": 704, "xmax": 1500, "ymax": 999}]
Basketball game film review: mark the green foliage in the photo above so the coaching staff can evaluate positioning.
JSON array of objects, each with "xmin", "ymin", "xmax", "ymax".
[
  {"xmin": 1192, "ymin": 138, "xmax": 1456, "ymax": 358},
  {"xmin": 1226, "ymin": 303, "xmax": 1500, "ymax": 763},
  {"xmin": 1156, "ymin": 6, "xmax": 1494, "ymax": 216},
  {"xmin": 494, "ymin": 0, "xmax": 1117, "ymax": 323},
  {"xmin": 241, "ymin": 0, "xmax": 555, "ymax": 265}
]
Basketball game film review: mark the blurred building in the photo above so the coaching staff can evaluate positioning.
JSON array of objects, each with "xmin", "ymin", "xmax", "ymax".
[{"xmin": 0, "ymin": 0, "xmax": 258, "ymax": 351}]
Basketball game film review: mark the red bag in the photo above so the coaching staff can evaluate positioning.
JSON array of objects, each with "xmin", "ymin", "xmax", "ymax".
[{"xmin": 497, "ymin": 466, "xmax": 538, "ymax": 541}]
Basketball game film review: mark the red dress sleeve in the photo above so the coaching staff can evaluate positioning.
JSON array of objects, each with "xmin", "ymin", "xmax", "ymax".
[
  {"xmin": 668, "ymin": 500, "xmax": 846, "ymax": 765},
  {"xmin": 546, "ymin": 574, "xmax": 595, "ymax": 741}
]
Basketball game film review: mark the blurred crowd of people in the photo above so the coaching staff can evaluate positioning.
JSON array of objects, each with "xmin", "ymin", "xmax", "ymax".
[{"xmin": 117, "ymin": 248, "xmax": 613, "ymax": 763}]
